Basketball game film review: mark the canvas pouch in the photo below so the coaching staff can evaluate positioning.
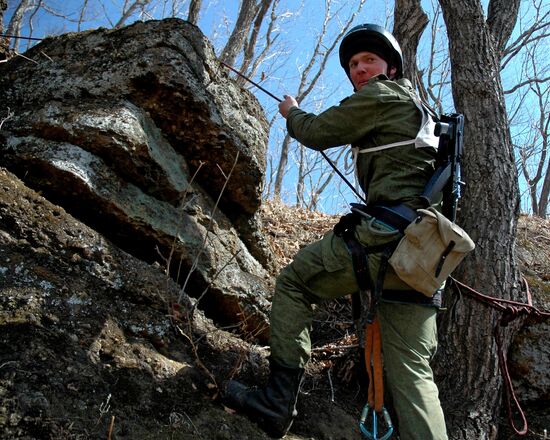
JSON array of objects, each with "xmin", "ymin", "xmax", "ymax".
[{"xmin": 389, "ymin": 207, "xmax": 475, "ymax": 296}]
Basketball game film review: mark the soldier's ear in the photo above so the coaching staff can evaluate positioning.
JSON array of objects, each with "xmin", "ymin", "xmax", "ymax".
[{"xmin": 389, "ymin": 66, "xmax": 397, "ymax": 79}]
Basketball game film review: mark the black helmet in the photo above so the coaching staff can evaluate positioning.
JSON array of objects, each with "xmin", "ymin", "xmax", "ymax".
[{"xmin": 339, "ymin": 24, "xmax": 403, "ymax": 79}]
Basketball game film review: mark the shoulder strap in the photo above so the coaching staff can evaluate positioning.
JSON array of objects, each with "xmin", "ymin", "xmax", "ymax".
[{"xmin": 354, "ymin": 92, "xmax": 439, "ymax": 156}]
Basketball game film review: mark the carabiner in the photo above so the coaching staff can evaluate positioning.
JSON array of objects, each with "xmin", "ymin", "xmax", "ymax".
[{"xmin": 359, "ymin": 403, "xmax": 394, "ymax": 440}]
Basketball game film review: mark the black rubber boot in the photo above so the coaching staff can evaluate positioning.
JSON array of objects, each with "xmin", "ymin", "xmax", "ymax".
[{"xmin": 223, "ymin": 360, "xmax": 304, "ymax": 438}]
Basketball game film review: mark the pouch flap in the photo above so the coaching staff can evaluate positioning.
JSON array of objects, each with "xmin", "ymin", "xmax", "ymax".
[{"xmin": 420, "ymin": 207, "xmax": 475, "ymax": 252}]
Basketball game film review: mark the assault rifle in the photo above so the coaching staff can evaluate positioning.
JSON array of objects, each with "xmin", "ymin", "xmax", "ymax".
[{"xmin": 420, "ymin": 113, "xmax": 465, "ymax": 222}]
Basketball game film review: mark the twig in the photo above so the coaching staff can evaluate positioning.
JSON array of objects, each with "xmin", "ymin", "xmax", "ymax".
[
  {"xmin": 40, "ymin": 50, "xmax": 53, "ymax": 62},
  {"xmin": 183, "ymin": 412, "xmax": 202, "ymax": 439},
  {"xmin": 97, "ymin": 393, "xmax": 111, "ymax": 423},
  {"xmin": 311, "ymin": 343, "xmax": 358, "ymax": 352},
  {"xmin": 107, "ymin": 415, "xmax": 115, "ymax": 440},
  {"xmin": 190, "ymin": 249, "xmax": 242, "ymax": 316},
  {"xmin": 175, "ymin": 324, "xmax": 218, "ymax": 391},
  {"xmin": 15, "ymin": 51, "xmax": 38, "ymax": 64},
  {"xmin": 0, "ymin": 361, "xmax": 17, "ymax": 369},
  {"xmin": 226, "ymin": 348, "xmax": 247, "ymax": 382},
  {"xmin": 166, "ymin": 163, "xmax": 204, "ymax": 280},
  {"xmin": 168, "ymin": 152, "xmax": 244, "ymax": 397},
  {"xmin": 0, "ymin": 107, "xmax": 14, "ymax": 130},
  {"xmin": 328, "ymin": 368, "xmax": 335, "ymax": 403},
  {"xmin": 178, "ymin": 152, "xmax": 240, "ymax": 303}
]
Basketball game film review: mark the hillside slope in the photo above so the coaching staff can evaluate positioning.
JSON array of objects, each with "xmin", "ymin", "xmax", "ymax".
[{"xmin": 1, "ymin": 171, "xmax": 549, "ymax": 439}]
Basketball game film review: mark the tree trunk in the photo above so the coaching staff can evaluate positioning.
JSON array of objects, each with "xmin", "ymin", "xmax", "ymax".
[
  {"xmin": 236, "ymin": 0, "xmax": 273, "ymax": 84},
  {"xmin": 434, "ymin": 0, "xmax": 523, "ymax": 438},
  {"xmin": 219, "ymin": 0, "xmax": 259, "ymax": 67},
  {"xmin": 114, "ymin": 0, "xmax": 153, "ymax": 29},
  {"xmin": 6, "ymin": 0, "xmax": 34, "ymax": 52},
  {"xmin": 187, "ymin": 0, "xmax": 202, "ymax": 26},
  {"xmin": 392, "ymin": 0, "xmax": 428, "ymax": 87},
  {"xmin": 0, "ymin": 0, "xmax": 8, "ymax": 61},
  {"xmin": 273, "ymin": 134, "xmax": 292, "ymax": 198},
  {"xmin": 538, "ymin": 159, "xmax": 550, "ymax": 218}
]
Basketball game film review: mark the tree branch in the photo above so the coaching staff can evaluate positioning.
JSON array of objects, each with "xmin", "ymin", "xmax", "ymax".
[
  {"xmin": 487, "ymin": 0, "xmax": 521, "ymax": 55},
  {"xmin": 504, "ymin": 76, "xmax": 550, "ymax": 94}
]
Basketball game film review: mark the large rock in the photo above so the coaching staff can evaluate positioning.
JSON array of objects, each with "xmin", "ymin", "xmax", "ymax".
[
  {"xmin": 0, "ymin": 19, "xmax": 274, "ymax": 337},
  {"xmin": 0, "ymin": 167, "xmax": 270, "ymax": 439},
  {"xmin": 510, "ymin": 221, "xmax": 550, "ymax": 405},
  {"xmin": 509, "ymin": 319, "xmax": 550, "ymax": 402}
]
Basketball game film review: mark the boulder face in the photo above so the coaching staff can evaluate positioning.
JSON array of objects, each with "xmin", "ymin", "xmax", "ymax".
[
  {"xmin": 0, "ymin": 167, "xmax": 278, "ymax": 440},
  {"xmin": 0, "ymin": 19, "xmax": 274, "ymax": 337}
]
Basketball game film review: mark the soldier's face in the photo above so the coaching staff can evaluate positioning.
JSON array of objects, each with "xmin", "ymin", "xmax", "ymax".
[{"xmin": 348, "ymin": 51, "xmax": 396, "ymax": 90}]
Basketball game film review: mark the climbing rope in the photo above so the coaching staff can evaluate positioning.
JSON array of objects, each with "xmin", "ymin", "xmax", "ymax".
[
  {"xmin": 451, "ymin": 276, "xmax": 550, "ymax": 436},
  {"xmin": 0, "ymin": 34, "xmax": 44, "ymax": 41}
]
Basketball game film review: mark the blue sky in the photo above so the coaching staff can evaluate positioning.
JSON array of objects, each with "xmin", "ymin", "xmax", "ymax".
[
  {"xmin": 4, "ymin": 0, "xmax": 547, "ymax": 214},
  {"xmin": 4, "ymin": 0, "xmax": 387, "ymax": 213}
]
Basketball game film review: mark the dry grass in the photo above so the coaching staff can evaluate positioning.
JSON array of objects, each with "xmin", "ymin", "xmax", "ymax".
[
  {"xmin": 260, "ymin": 199, "xmax": 339, "ymax": 272},
  {"xmin": 261, "ymin": 200, "xmax": 550, "ymax": 300}
]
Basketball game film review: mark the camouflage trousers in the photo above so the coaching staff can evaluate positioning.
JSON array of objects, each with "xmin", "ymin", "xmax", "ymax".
[{"xmin": 270, "ymin": 218, "xmax": 448, "ymax": 440}]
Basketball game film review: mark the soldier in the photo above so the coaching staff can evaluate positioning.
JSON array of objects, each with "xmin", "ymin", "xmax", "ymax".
[{"xmin": 224, "ymin": 24, "xmax": 448, "ymax": 440}]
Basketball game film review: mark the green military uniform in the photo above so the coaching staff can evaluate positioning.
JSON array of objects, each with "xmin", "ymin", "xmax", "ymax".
[{"xmin": 270, "ymin": 75, "xmax": 448, "ymax": 440}]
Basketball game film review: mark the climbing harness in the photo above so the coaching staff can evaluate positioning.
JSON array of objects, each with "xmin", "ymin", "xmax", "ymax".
[
  {"xmin": 349, "ymin": 91, "xmax": 439, "ymax": 182},
  {"xmin": 333, "ymin": 206, "xmax": 403, "ymax": 323},
  {"xmin": 359, "ymin": 317, "xmax": 394, "ymax": 440}
]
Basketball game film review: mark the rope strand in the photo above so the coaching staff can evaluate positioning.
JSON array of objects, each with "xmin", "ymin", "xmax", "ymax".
[
  {"xmin": 0, "ymin": 34, "xmax": 44, "ymax": 41},
  {"xmin": 450, "ymin": 275, "xmax": 550, "ymax": 436}
]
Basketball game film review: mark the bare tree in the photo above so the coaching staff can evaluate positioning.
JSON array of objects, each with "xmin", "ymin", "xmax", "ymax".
[
  {"xmin": 430, "ymin": 0, "xmax": 523, "ymax": 437},
  {"xmin": 2, "ymin": 0, "xmax": 545, "ymax": 217},
  {"xmin": 425, "ymin": 5, "xmax": 451, "ymax": 112},
  {"xmin": 0, "ymin": 0, "xmax": 8, "ymax": 60},
  {"xmin": 392, "ymin": 0, "xmax": 428, "ymax": 87},
  {"xmin": 391, "ymin": 0, "xmax": 547, "ymax": 436},
  {"xmin": 5, "ymin": 0, "xmax": 34, "ymax": 52},
  {"xmin": 296, "ymin": 144, "xmax": 347, "ymax": 210},
  {"xmin": 272, "ymin": 0, "xmax": 366, "ymax": 202},
  {"xmin": 77, "ymin": 0, "xmax": 90, "ymax": 31},
  {"xmin": 512, "ymin": 43, "xmax": 550, "ymax": 217},
  {"xmin": 114, "ymin": 0, "xmax": 154, "ymax": 28},
  {"xmin": 503, "ymin": 0, "xmax": 550, "ymax": 217},
  {"xmin": 24, "ymin": 0, "xmax": 43, "ymax": 50},
  {"xmin": 236, "ymin": 0, "xmax": 277, "ymax": 83},
  {"xmin": 219, "ymin": 0, "xmax": 262, "ymax": 67}
]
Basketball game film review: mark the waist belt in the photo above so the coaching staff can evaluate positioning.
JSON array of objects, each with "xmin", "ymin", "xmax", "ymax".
[
  {"xmin": 351, "ymin": 203, "xmax": 418, "ymax": 232},
  {"xmin": 382, "ymin": 289, "xmax": 442, "ymax": 308}
]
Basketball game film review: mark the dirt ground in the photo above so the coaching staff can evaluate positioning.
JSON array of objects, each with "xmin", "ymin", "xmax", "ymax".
[{"xmin": 0, "ymin": 171, "xmax": 549, "ymax": 439}]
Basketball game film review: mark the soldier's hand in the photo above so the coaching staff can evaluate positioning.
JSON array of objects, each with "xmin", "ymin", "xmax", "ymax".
[{"xmin": 278, "ymin": 95, "xmax": 299, "ymax": 119}]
